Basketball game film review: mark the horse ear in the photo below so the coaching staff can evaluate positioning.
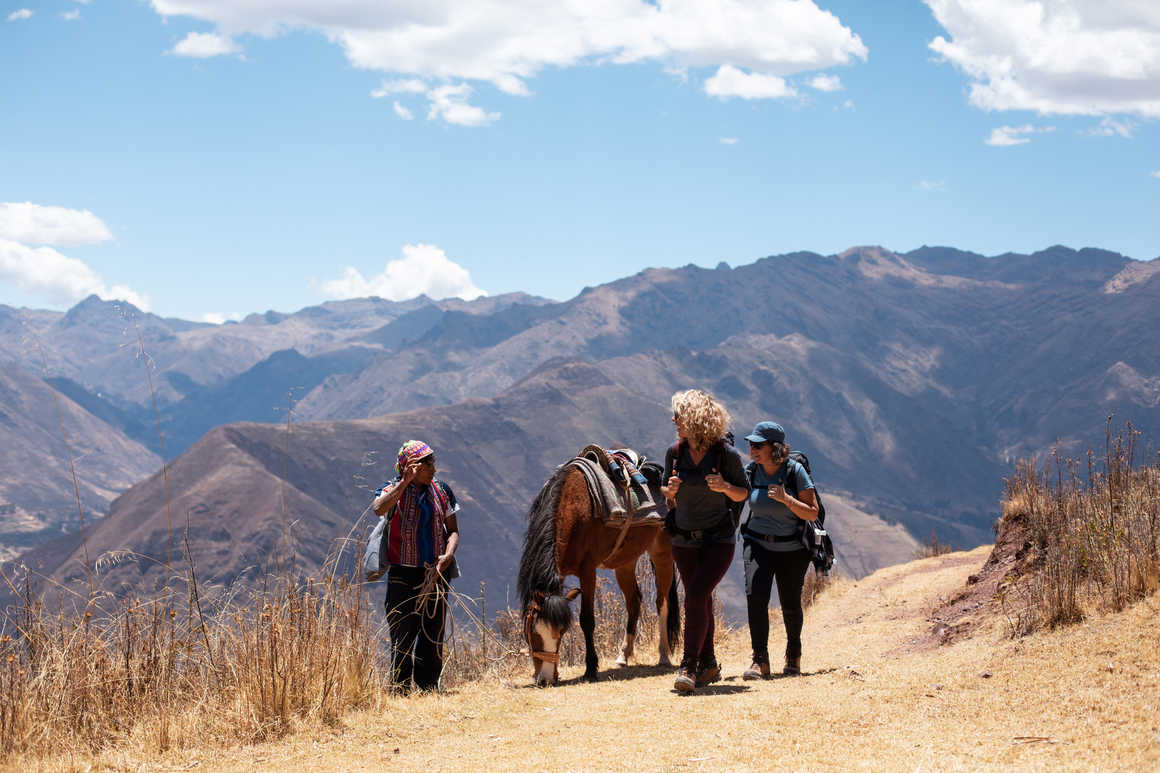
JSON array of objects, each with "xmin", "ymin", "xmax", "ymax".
[{"xmin": 564, "ymin": 587, "xmax": 581, "ymax": 602}]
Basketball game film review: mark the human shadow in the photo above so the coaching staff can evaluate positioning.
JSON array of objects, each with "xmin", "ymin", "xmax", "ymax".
[{"xmin": 672, "ymin": 683, "xmax": 751, "ymax": 697}]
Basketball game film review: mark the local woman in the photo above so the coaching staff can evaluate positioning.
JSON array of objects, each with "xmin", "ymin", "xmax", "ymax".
[
  {"xmin": 659, "ymin": 389, "xmax": 749, "ymax": 693},
  {"xmin": 372, "ymin": 440, "xmax": 460, "ymax": 693},
  {"xmin": 740, "ymin": 421, "xmax": 819, "ymax": 678}
]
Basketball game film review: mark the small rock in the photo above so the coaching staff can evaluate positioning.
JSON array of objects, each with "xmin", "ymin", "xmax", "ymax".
[
  {"xmin": 967, "ymin": 573, "xmax": 980, "ymax": 585},
  {"xmin": 1107, "ymin": 663, "xmax": 1115, "ymax": 673},
  {"xmin": 980, "ymin": 670, "xmax": 992, "ymax": 678}
]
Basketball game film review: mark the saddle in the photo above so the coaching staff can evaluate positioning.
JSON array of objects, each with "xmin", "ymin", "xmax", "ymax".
[{"xmin": 574, "ymin": 444, "xmax": 661, "ymax": 526}]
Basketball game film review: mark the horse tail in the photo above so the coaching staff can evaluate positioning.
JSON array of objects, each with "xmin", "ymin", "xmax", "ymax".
[
  {"xmin": 650, "ymin": 557, "xmax": 681, "ymax": 649},
  {"xmin": 664, "ymin": 568, "xmax": 681, "ymax": 649}
]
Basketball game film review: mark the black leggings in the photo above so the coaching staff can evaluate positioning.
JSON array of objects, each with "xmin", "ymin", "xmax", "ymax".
[
  {"xmin": 385, "ymin": 564, "xmax": 447, "ymax": 690},
  {"xmin": 743, "ymin": 541, "xmax": 811, "ymax": 662}
]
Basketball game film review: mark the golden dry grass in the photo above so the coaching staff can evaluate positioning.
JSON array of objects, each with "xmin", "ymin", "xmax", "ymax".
[{"xmin": 17, "ymin": 545, "xmax": 1160, "ymax": 772}]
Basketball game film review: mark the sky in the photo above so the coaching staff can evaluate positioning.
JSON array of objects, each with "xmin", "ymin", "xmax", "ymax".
[{"xmin": 2, "ymin": 0, "xmax": 1158, "ymax": 323}]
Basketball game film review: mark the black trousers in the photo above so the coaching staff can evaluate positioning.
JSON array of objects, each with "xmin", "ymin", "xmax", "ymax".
[
  {"xmin": 385, "ymin": 564, "xmax": 447, "ymax": 691},
  {"xmin": 743, "ymin": 540, "xmax": 811, "ymax": 662}
]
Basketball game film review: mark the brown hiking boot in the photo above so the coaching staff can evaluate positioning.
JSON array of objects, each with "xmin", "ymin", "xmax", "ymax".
[
  {"xmin": 695, "ymin": 660, "xmax": 721, "ymax": 687},
  {"xmin": 673, "ymin": 665, "xmax": 697, "ymax": 694},
  {"xmin": 783, "ymin": 656, "xmax": 801, "ymax": 676},
  {"xmin": 742, "ymin": 659, "xmax": 770, "ymax": 680}
]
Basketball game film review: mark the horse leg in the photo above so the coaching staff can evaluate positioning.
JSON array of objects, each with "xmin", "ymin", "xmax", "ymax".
[
  {"xmin": 648, "ymin": 534, "xmax": 678, "ymax": 667},
  {"xmin": 613, "ymin": 562, "xmax": 641, "ymax": 667},
  {"xmin": 579, "ymin": 564, "xmax": 599, "ymax": 681}
]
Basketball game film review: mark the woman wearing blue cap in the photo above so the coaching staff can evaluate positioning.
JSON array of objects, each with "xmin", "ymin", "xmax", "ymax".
[{"xmin": 740, "ymin": 421, "xmax": 819, "ymax": 678}]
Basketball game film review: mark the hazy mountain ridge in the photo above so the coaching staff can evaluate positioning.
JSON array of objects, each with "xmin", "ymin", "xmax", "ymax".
[{"xmin": 3, "ymin": 244, "xmax": 1160, "ymax": 600}]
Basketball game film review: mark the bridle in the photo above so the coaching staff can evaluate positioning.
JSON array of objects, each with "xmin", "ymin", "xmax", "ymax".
[{"xmin": 523, "ymin": 596, "xmax": 560, "ymax": 665}]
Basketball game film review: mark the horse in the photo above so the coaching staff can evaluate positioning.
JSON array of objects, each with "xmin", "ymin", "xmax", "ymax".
[{"xmin": 517, "ymin": 454, "xmax": 680, "ymax": 686}]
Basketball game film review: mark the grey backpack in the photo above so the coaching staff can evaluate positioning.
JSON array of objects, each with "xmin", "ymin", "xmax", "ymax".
[{"xmin": 361, "ymin": 517, "xmax": 388, "ymax": 581}]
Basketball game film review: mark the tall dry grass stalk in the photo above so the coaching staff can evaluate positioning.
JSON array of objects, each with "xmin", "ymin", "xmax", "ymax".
[{"xmin": 1000, "ymin": 422, "xmax": 1160, "ymax": 635}]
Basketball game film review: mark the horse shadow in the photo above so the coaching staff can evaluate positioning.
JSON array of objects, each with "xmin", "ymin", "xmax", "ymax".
[{"xmin": 557, "ymin": 663, "xmax": 675, "ymax": 686}]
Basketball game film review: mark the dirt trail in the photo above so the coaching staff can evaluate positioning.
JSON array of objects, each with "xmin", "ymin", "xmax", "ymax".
[{"xmin": 50, "ymin": 546, "xmax": 1160, "ymax": 771}]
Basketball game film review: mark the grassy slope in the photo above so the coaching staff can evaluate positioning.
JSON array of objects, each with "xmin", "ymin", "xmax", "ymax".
[{"xmin": 30, "ymin": 546, "xmax": 1160, "ymax": 772}]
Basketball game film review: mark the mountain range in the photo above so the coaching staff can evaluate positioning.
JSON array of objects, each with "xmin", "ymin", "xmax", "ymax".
[{"xmin": 3, "ymin": 244, "xmax": 1159, "ymax": 607}]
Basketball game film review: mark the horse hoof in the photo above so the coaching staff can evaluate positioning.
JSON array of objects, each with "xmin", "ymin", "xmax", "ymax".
[
  {"xmin": 615, "ymin": 655, "xmax": 629, "ymax": 667},
  {"xmin": 582, "ymin": 671, "xmax": 600, "ymax": 683}
]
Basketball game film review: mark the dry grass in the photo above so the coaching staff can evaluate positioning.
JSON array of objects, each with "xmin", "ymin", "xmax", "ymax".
[
  {"xmin": 999, "ymin": 423, "xmax": 1160, "ymax": 634},
  {"xmin": 16, "ymin": 545, "xmax": 1159, "ymax": 772}
]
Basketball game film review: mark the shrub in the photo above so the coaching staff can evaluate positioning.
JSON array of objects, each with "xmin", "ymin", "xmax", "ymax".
[{"xmin": 999, "ymin": 422, "xmax": 1160, "ymax": 635}]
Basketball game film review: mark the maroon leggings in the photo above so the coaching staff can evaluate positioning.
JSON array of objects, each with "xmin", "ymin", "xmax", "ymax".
[{"xmin": 672, "ymin": 541, "xmax": 735, "ymax": 669}]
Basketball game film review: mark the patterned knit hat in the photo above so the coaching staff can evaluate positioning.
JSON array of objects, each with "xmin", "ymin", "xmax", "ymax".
[{"xmin": 395, "ymin": 440, "xmax": 434, "ymax": 475}]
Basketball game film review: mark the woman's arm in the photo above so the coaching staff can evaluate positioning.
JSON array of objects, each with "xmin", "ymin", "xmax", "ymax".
[
  {"xmin": 706, "ymin": 447, "xmax": 750, "ymax": 502},
  {"xmin": 771, "ymin": 486, "xmax": 819, "ymax": 521},
  {"xmin": 372, "ymin": 461, "xmax": 420, "ymax": 515},
  {"xmin": 437, "ymin": 513, "xmax": 459, "ymax": 574}
]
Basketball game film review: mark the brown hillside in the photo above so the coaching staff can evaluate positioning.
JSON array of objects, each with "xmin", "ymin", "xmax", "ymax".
[
  {"xmin": 28, "ymin": 545, "xmax": 1160, "ymax": 771},
  {"xmin": 11, "ymin": 359, "xmax": 916, "ymax": 614}
]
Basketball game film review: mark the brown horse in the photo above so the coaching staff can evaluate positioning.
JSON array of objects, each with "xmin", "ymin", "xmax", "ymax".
[{"xmin": 517, "ymin": 460, "xmax": 680, "ymax": 685}]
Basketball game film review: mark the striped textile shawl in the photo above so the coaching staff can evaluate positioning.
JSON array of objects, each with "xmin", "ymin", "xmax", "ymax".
[{"xmin": 386, "ymin": 480, "xmax": 452, "ymax": 567}]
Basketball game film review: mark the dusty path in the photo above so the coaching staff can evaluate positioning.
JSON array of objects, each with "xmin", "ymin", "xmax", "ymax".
[{"xmin": 40, "ymin": 546, "xmax": 1160, "ymax": 771}]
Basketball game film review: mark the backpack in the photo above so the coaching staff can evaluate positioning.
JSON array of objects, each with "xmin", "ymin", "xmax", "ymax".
[
  {"xmin": 362, "ymin": 516, "xmax": 388, "ymax": 581},
  {"xmin": 667, "ymin": 437, "xmax": 745, "ymax": 530},
  {"xmin": 744, "ymin": 451, "xmax": 835, "ymax": 575}
]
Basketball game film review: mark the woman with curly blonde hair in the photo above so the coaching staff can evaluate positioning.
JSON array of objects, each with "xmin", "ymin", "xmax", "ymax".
[{"xmin": 659, "ymin": 389, "xmax": 749, "ymax": 693}]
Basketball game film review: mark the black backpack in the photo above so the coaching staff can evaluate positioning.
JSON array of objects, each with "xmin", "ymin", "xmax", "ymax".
[
  {"xmin": 667, "ymin": 437, "xmax": 745, "ymax": 531},
  {"xmin": 744, "ymin": 451, "xmax": 835, "ymax": 575}
]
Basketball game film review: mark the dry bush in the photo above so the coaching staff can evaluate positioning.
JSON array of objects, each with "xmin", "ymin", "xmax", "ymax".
[
  {"xmin": 999, "ymin": 422, "xmax": 1160, "ymax": 635},
  {"xmin": 913, "ymin": 531, "xmax": 954, "ymax": 560},
  {"xmin": 0, "ymin": 556, "xmax": 389, "ymax": 761},
  {"xmin": 801, "ymin": 567, "xmax": 833, "ymax": 609}
]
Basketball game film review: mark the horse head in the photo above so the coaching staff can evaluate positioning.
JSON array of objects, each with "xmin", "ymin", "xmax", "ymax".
[{"xmin": 523, "ymin": 588, "xmax": 580, "ymax": 686}]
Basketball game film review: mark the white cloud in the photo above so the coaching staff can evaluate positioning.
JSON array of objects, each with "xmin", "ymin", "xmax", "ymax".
[
  {"xmin": 1152, "ymin": 170, "xmax": 1160, "ymax": 179},
  {"xmin": 320, "ymin": 243, "xmax": 486, "ymax": 302},
  {"xmin": 705, "ymin": 65, "xmax": 795, "ymax": 100},
  {"xmin": 926, "ymin": 0, "xmax": 1160, "ymax": 117},
  {"xmin": 147, "ymin": 1, "xmax": 867, "ymax": 119},
  {"xmin": 919, "ymin": 180, "xmax": 946, "ymax": 191},
  {"xmin": 426, "ymin": 83, "xmax": 499, "ymax": 126},
  {"xmin": 983, "ymin": 123, "xmax": 1057, "ymax": 146},
  {"xmin": 719, "ymin": 137, "xmax": 739, "ymax": 145},
  {"xmin": 370, "ymin": 78, "xmax": 428, "ymax": 99},
  {"xmin": 808, "ymin": 74, "xmax": 843, "ymax": 92},
  {"xmin": 61, "ymin": 9, "xmax": 80, "ymax": 21},
  {"xmin": 0, "ymin": 202, "xmax": 114, "ymax": 246},
  {"xmin": 392, "ymin": 101, "xmax": 414, "ymax": 120},
  {"xmin": 1086, "ymin": 117, "xmax": 1136, "ymax": 138},
  {"xmin": 203, "ymin": 311, "xmax": 242, "ymax": 324},
  {"xmin": 841, "ymin": 99, "xmax": 855, "ymax": 110},
  {"xmin": 0, "ymin": 239, "xmax": 148, "ymax": 310},
  {"xmin": 986, "ymin": 124, "xmax": 1055, "ymax": 146},
  {"xmin": 7, "ymin": 9, "xmax": 33, "ymax": 21},
  {"xmin": 170, "ymin": 31, "xmax": 240, "ymax": 58}
]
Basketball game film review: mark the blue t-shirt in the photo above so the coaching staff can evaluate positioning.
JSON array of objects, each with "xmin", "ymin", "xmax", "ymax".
[{"xmin": 744, "ymin": 459, "xmax": 813, "ymax": 552}]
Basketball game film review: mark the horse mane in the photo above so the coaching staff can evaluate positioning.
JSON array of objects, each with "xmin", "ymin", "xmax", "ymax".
[{"xmin": 517, "ymin": 466, "xmax": 572, "ymax": 609}]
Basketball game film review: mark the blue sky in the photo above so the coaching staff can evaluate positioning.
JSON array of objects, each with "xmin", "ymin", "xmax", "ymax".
[{"xmin": 2, "ymin": 1, "xmax": 1158, "ymax": 322}]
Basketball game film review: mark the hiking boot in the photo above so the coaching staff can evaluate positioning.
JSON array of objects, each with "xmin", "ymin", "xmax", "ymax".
[
  {"xmin": 673, "ymin": 665, "xmax": 697, "ymax": 694},
  {"xmin": 783, "ymin": 656, "xmax": 801, "ymax": 676},
  {"xmin": 695, "ymin": 660, "xmax": 721, "ymax": 688},
  {"xmin": 742, "ymin": 660, "xmax": 770, "ymax": 680}
]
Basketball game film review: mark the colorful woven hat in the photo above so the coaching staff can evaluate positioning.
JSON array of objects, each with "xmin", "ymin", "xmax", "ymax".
[{"xmin": 395, "ymin": 440, "xmax": 433, "ymax": 475}]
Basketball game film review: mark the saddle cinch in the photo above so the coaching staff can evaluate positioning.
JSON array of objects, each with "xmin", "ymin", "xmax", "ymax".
[{"xmin": 575, "ymin": 444, "xmax": 664, "ymax": 526}]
